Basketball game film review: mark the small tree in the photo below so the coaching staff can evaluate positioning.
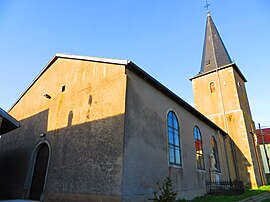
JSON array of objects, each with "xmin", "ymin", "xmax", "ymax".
[{"xmin": 149, "ymin": 177, "xmax": 177, "ymax": 202}]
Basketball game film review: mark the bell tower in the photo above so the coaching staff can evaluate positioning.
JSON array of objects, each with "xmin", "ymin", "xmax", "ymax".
[{"xmin": 190, "ymin": 11, "xmax": 266, "ymax": 188}]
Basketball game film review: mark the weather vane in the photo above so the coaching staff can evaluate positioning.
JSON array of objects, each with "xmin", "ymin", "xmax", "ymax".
[{"xmin": 205, "ymin": 1, "xmax": 211, "ymax": 12}]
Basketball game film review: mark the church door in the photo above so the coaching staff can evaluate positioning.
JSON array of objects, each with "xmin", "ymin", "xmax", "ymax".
[{"xmin": 29, "ymin": 143, "xmax": 49, "ymax": 200}]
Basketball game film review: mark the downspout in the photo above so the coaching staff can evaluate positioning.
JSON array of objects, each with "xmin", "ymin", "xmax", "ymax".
[
  {"xmin": 223, "ymin": 134, "xmax": 232, "ymax": 180},
  {"xmin": 216, "ymin": 68, "xmax": 240, "ymax": 180},
  {"xmin": 208, "ymin": 16, "xmax": 239, "ymax": 180},
  {"xmin": 251, "ymin": 124, "xmax": 266, "ymax": 185},
  {"xmin": 251, "ymin": 131, "xmax": 265, "ymax": 185},
  {"xmin": 259, "ymin": 123, "xmax": 270, "ymax": 172}
]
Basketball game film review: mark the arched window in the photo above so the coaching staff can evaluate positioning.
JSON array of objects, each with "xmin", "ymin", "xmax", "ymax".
[
  {"xmin": 194, "ymin": 126, "xmax": 205, "ymax": 170},
  {"xmin": 211, "ymin": 136, "xmax": 220, "ymax": 171},
  {"xmin": 210, "ymin": 82, "xmax": 216, "ymax": 93},
  {"xmin": 167, "ymin": 111, "xmax": 181, "ymax": 166}
]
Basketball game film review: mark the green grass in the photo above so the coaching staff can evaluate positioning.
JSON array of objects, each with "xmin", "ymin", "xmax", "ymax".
[{"xmin": 177, "ymin": 186, "xmax": 270, "ymax": 202}]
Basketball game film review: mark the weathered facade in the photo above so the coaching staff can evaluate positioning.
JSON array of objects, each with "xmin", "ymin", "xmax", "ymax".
[
  {"xmin": 122, "ymin": 66, "xmax": 230, "ymax": 201},
  {"xmin": 1, "ymin": 56, "xmax": 127, "ymax": 201},
  {"xmin": 0, "ymin": 11, "xmax": 264, "ymax": 202},
  {"xmin": 0, "ymin": 54, "xmax": 230, "ymax": 201},
  {"xmin": 190, "ymin": 11, "xmax": 266, "ymax": 188}
]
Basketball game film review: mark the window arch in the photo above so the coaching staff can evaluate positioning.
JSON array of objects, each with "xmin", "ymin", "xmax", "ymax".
[
  {"xmin": 167, "ymin": 111, "xmax": 181, "ymax": 166},
  {"xmin": 194, "ymin": 126, "xmax": 205, "ymax": 170},
  {"xmin": 211, "ymin": 136, "xmax": 220, "ymax": 171},
  {"xmin": 210, "ymin": 82, "xmax": 216, "ymax": 93},
  {"xmin": 27, "ymin": 141, "xmax": 51, "ymax": 201}
]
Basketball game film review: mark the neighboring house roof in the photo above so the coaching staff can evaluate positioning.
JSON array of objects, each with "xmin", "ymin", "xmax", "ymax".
[
  {"xmin": 256, "ymin": 128, "xmax": 270, "ymax": 144},
  {"xmin": 0, "ymin": 108, "xmax": 20, "ymax": 135},
  {"xmin": 9, "ymin": 53, "xmax": 227, "ymax": 136}
]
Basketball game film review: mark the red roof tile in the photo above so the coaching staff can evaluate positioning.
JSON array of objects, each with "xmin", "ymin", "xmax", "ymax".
[{"xmin": 256, "ymin": 128, "xmax": 270, "ymax": 144}]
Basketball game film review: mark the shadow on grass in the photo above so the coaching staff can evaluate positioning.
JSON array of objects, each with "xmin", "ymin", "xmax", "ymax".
[{"xmin": 177, "ymin": 186, "xmax": 270, "ymax": 202}]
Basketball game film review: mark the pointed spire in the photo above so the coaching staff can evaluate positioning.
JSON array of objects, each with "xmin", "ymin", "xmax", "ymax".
[{"xmin": 200, "ymin": 12, "xmax": 232, "ymax": 73}]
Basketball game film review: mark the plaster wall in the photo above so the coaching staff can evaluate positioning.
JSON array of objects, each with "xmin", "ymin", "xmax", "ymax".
[
  {"xmin": 0, "ymin": 58, "xmax": 127, "ymax": 201},
  {"xmin": 232, "ymin": 70, "xmax": 265, "ymax": 186},
  {"xmin": 191, "ymin": 65, "xmax": 265, "ymax": 187},
  {"xmin": 122, "ymin": 69, "xmax": 229, "ymax": 201}
]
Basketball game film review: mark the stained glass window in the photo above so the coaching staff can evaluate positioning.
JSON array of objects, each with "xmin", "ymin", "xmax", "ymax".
[{"xmin": 194, "ymin": 126, "xmax": 205, "ymax": 170}]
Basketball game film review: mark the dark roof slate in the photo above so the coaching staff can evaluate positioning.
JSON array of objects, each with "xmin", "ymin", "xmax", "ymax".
[{"xmin": 200, "ymin": 12, "xmax": 232, "ymax": 73}]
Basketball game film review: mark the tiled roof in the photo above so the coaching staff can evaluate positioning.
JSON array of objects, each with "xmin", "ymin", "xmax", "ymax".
[{"xmin": 256, "ymin": 128, "xmax": 270, "ymax": 144}]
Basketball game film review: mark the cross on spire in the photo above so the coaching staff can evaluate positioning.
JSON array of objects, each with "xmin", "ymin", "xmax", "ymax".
[{"xmin": 205, "ymin": 1, "xmax": 211, "ymax": 12}]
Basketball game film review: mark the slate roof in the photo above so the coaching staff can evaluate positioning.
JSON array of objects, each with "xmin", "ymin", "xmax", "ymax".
[
  {"xmin": 190, "ymin": 12, "xmax": 247, "ymax": 82},
  {"xmin": 200, "ymin": 11, "xmax": 232, "ymax": 73}
]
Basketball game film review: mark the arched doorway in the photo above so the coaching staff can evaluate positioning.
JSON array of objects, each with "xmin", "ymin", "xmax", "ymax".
[{"xmin": 29, "ymin": 143, "xmax": 50, "ymax": 200}]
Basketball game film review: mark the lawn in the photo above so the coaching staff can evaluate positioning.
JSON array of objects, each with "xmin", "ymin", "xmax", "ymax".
[{"xmin": 178, "ymin": 185, "xmax": 270, "ymax": 202}]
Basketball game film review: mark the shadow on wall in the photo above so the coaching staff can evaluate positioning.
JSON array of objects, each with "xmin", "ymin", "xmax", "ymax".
[
  {"xmin": 0, "ymin": 109, "xmax": 125, "ymax": 202},
  {"xmin": 232, "ymin": 136, "xmax": 264, "ymax": 187},
  {"xmin": 68, "ymin": 111, "xmax": 73, "ymax": 127},
  {"xmin": 224, "ymin": 134, "xmax": 265, "ymax": 188},
  {"xmin": 0, "ymin": 109, "xmax": 262, "ymax": 201},
  {"xmin": 0, "ymin": 110, "xmax": 49, "ymax": 199}
]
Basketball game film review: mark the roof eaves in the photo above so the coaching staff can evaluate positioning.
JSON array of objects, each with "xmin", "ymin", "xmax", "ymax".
[
  {"xmin": 190, "ymin": 63, "xmax": 247, "ymax": 82},
  {"xmin": 0, "ymin": 108, "xmax": 20, "ymax": 127},
  {"xmin": 0, "ymin": 107, "xmax": 20, "ymax": 135},
  {"xmin": 232, "ymin": 63, "xmax": 247, "ymax": 82},
  {"xmin": 127, "ymin": 62, "xmax": 227, "ymax": 136},
  {"xmin": 55, "ymin": 53, "xmax": 129, "ymax": 65}
]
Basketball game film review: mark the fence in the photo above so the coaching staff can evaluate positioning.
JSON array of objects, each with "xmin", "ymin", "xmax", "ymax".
[{"xmin": 206, "ymin": 180, "xmax": 244, "ymax": 195}]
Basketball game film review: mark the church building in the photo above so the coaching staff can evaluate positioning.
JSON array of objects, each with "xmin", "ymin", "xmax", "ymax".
[
  {"xmin": 190, "ymin": 11, "xmax": 265, "ymax": 188},
  {"xmin": 0, "ymin": 11, "xmax": 265, "ymax": 202}
]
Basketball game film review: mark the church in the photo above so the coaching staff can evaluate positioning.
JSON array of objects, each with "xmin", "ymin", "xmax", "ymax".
[{"xmin": 0, "ymin": 11, "xmax": 266, "ymax": 202}]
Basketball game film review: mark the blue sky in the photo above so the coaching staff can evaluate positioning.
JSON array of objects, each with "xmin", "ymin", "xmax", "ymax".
[{"xmin": 0, "ymin": 0, "xmax": 269, "ymax": 127}]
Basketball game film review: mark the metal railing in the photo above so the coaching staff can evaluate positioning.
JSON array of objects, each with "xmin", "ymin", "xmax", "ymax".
[{"xmin": 206, "ymin": 180, "xmax": 244, "ymax": 195}]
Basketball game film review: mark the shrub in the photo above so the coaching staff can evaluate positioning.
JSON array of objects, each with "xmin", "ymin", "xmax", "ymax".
[{"xmin": 149, "ymin": 177, "xmax": 177, "ymax": 202}]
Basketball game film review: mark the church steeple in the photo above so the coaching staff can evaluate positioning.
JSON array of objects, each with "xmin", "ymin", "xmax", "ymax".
[
  {"xmin": 191, "ymin": 7, "xmax": 266, "ymax": 188},
  {"xmin": 200, "ymin": 11, "xmax": 232, "ymax": 73}
]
